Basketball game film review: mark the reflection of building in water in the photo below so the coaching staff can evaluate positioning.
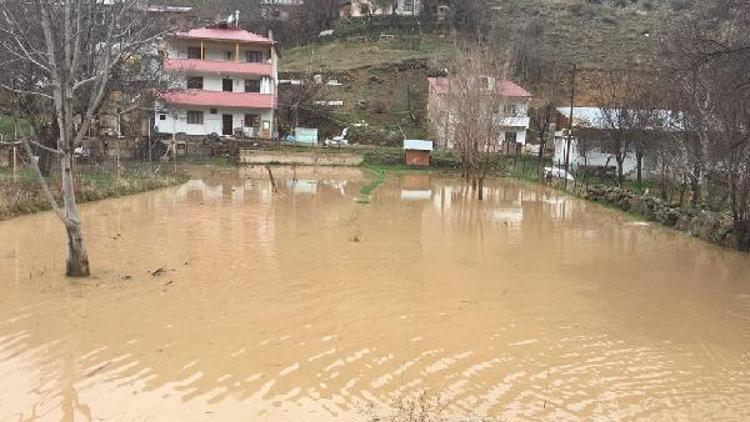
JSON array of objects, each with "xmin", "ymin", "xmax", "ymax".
[
  {"xmin": 518, "ymin": 189, "xmax": 585, "ymax": 221},
  {"xmin": 176, "ymin": 178, "xmax": 251, "ymax": 204},
  {"xmin": 176, "ymin": 179, "xmax": 224, "ymax": 202},
  {"xmin": 400, "ymin": 174, "xmax": 433, "ymax": 201},
  {"xmin": 285, "ymin": 180, "xmax": 317, "ymax": 195},
  {"xmin": 321, "ymin": 180, "xmax": 348, "ymax": 197},
  {"xmin": 493, "ymin": 208, "xmax": 523, "ymax": 224},
  {"xmin": 428, "ymin": 180, "xmax": 591, "ymax": 225},
  {"xmin": 401, "ymin": 190, "xmax": 432, "ymax": 201}
]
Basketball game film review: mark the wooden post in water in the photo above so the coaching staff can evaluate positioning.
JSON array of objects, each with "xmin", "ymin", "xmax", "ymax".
[
  {"xmin": 265, "ymin": 165, "xmax": 278, "ymax": 194},
  {"xmin": 12, "ymin": 145, "xmax": 17, "ymax": 182}
]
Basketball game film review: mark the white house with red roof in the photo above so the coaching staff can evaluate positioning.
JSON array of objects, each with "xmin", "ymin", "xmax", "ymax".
[
  {"xmin": 427, "ymin": 77, "xmax": 533, "ymax": 151},
  {"xmin": 155, "ymin": 22, "xmax": 278, "ymax": 139}
]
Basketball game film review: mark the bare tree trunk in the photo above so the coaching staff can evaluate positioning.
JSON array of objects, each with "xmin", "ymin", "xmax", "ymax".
[
  {"xmin": 537, "ymin": 136, "xmax": 545, "ymax": 179},
  {"xmin": 61, "ymin": 153, "xmax": 90, "ymax": 277},
  {"xmin": 65, "ymin": 223, "xmax": 90, "ymax": 277},
  {"xmin": 478, "ymin": 176, "xmax": 484, "ymax": 200},
  {"xmin": 636, "ymin": 151, "xmax": 643, "ymax": 191},
  {"xmin": 616, "ymin": 156, "xmax": 625, "ymax": 187},
  {"xmin": 690, "ymin": 165, "xmax": 701, "ymax": 207}
]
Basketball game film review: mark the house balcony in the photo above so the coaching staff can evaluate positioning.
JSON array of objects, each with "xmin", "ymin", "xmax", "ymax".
[
  {"xmin": 159, "ymin": 90, "xmax": 275, "ymax": 109},
  {"xmin": 497, "ymin": 116, "xmax": 530, "ymax": 128},
  {"xmin": 164, "ymin": 58, "xmax": 274, "ymax": 78}
]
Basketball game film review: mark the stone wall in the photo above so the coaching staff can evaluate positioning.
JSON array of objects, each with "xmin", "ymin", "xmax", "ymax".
[
  {"xmin": 238, "ymin": 150, "xmax": 364, "ymax": 166},
  {"xmin": 584, "ymin": 185, "xmax": 744, "ymax": 251}
]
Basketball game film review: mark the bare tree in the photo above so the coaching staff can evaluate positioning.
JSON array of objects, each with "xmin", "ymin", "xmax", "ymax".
[
  {"xmin": 277, "ymin": 75, "xmax": 331, "ymax": 139},
  {"xmin": 451, "ymin": 0, "xmax": 491, "ymax": 39},
  {"xmin": 437, "ymin": 46, "xmax": 508, "ymax": 200},
  {"xmin": 0, "ymin": 0, "xmax": 175, "ymax": 277},
  {"xmin": 658, "ymin": 0, "xmax": 750, "ymax": 249},
  {"xmin": 594, "ymin": 70, "xmax": 641, "ymax": 186}
]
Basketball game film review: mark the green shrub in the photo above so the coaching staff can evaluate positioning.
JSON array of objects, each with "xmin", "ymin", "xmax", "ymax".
[
  {"xmin": 349, "ymin": 126, "xmax": 401, "ymax": 147},
  {"xmin": 431, "ymin": 150, "xmax": 461, "ymax": 169},
  {"xmin": 363, "ymin": 149, "xmax": 403, "ymax": 165}
]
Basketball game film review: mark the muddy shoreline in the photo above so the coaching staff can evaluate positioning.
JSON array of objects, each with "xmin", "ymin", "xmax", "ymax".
[{"xmin": 0, "ymin": 166, "xmax": 187, "ymax": 221}]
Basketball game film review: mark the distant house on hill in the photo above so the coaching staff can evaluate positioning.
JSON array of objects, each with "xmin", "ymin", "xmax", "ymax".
[
  {"xmin": 339, "ymin": 0, "xmax": 423, "ymax": 19},
  {"xmin": 427, "ymin": 76, "xmax": 532, "ymax": 153},
  {"xmin": 260, "ymin": 0, "xmax": 304, "ymax": 21}
]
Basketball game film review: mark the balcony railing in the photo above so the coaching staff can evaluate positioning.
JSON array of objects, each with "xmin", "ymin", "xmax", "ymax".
[
  {"xmin": 159, "ymin": 90, "xmax": 275, "ymax": 109},
  {"xmin": 164, "ymin": 58, "xmax": 273, "ymax": 78}
]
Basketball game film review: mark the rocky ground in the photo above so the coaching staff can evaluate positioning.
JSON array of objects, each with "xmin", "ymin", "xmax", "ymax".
[{"xmin": 585, "ymin": 185, "xmax": 748, "ymax": 251}]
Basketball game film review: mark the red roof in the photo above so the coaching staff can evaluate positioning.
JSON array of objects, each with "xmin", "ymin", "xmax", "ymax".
[
  {"xmin": 164, "ymin": 58, "xmax": 273, "ymax": 77},
  {"xmin": 427, "ymin": 77, "xmax": 532, "ymax": 98},
  {"xmin": 173, "ymin": 26, "xmax": 274, "ymax": 45},
  {"xmin": 159, "ymin": 91, "xmax": 275, "ymax": 109}
]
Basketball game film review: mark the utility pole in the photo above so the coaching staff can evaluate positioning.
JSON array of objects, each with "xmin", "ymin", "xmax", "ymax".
[
  {"xmin": 564, "ymin": 63, "xmax": 576, "ymax": 186},
  {"xmin": 12, "ymin": 83, "xmax": 19, "ymax": 182}
]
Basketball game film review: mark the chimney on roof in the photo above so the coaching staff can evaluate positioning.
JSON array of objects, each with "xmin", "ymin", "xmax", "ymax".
[{"xmin": 268, "ymin": 30, "xmax": 274, "ymax": 41}]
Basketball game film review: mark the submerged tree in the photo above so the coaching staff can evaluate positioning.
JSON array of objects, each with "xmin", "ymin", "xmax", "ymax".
[
  {"xmin": 0, "ymin": 0, "xmax": 174, "ymax": 277},
  {"xmin": 435, "ymin": 46, "xmax": 508, "ymax": 200}
]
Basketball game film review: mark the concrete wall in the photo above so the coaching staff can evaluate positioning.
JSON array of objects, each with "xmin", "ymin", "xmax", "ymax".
[{"xmin": 238, "ymin": 150, "xmax": 364, "ymax": 166}]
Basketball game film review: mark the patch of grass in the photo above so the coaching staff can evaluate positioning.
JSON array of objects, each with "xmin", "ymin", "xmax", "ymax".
[
  {"xmin": 0, "ymin": 115, "xmax": 32, "ymax": 137},
  {"xmin": 181, "ymin": 155, "xmax": 235, "ymax": 167},
  {"xmin": 357, "ymin": 164, "xmax": 389, "ymax": 204},
  {"xmin": 281, "ymin": 34, "xmax": 454, "ymax": 73},
  {"xmin": 0, "ymin": 165, "xmax": 187, "ymax": 221},
  {"xmin": 506, "ymin": 156, "xmax": 550, "ymax": 182}
]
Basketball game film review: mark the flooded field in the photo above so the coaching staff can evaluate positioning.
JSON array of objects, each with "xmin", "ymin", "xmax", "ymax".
[{"xmin": 1, "ymin": 166, "xmax": 749, "ymax": 421}]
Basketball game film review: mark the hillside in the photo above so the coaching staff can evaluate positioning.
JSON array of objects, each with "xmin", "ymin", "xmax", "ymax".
[{"xmin": 277, "ymin": 0, "xmax": 696, "ymax": 136}]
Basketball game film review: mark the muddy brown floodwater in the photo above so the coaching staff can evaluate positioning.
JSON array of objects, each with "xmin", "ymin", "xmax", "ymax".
[{"xmin": 1, "ymin": 166, "xmax": 749, "ymax": 421}]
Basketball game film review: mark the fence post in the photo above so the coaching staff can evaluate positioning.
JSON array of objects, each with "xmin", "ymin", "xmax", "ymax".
[{"xmin": 12, "ymin": 145, "xmax": 17, "ymax": 182}]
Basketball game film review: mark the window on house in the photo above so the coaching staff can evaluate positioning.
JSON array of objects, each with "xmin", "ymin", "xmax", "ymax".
[
  {"xmin": 503, "ymin": 104, "xmax": 517, "ymax": 116},
  {"xmin": 159, "ymin": 114, "xmax": 166, "ymax": 121},
  {"xmin": 187, "ymin": 76, "xmax": 203, "ymax": 89},
  {"xmin": 187, "ymin": 47, "xmax": 201, "ymax": 59},
  {"xmin": 246, "ymin": 51, "xmax": 264, "ymax": 63},
  {"xmin": 210, "ymin": 108, "xmax": 218, "ymax": 114},
  {"xmin": 479, "ymin": 76, "xmax": 495, "ymax": 90},
  {"xmin": 505, "ymin": 131, "xmax": 517, "ymax": 144},
  {"xmin": 225, "ymin": 51, "xmax": 233, "ymax": 61},
  {"xmin": 245, "ymin": 114, "xmax": 259, "ymax": 127},
  {"xmin": 404, "ymin": 0, "xmax": 415, "ymax": 11},
  {"xmin": 187, "ymin": 111, "xmax": 204, "ymax": 125},
  {"xmin": 244, "ymin": 79, "xmax": 261, "ymax": 93},
  {"xmin": 222, "ymin": 78, "xmax": 233, "ymax": 92}
]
